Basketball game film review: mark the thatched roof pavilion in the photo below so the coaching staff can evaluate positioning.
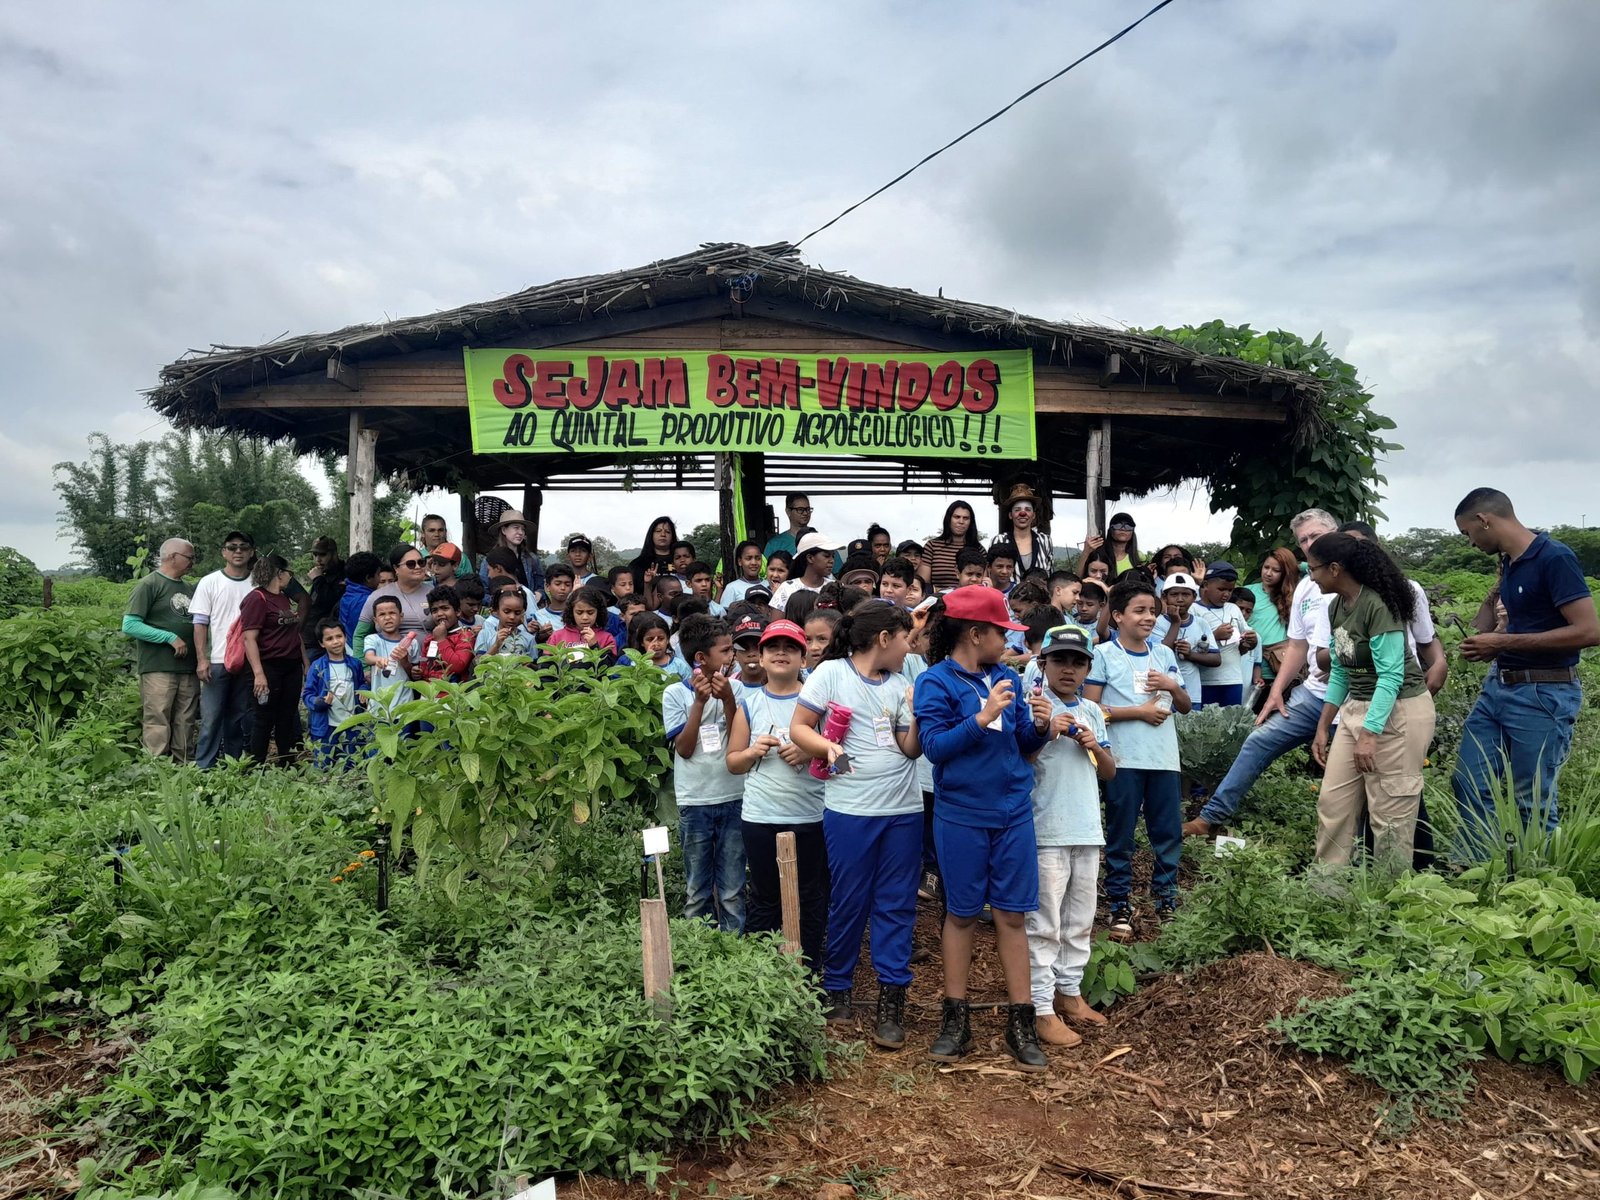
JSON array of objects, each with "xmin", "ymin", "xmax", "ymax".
[{"xmin": 149, "ymin": 242, "xmax": 1322, "ymax": 558}]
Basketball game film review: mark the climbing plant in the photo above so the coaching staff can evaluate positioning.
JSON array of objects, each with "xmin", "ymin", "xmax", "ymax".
[{"xmin": 1140, "ymin": 322, "xmax": 1399, "ymax": 558}]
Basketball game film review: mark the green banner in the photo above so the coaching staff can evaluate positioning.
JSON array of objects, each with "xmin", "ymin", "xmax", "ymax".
[{"xmin": 464, "ymin": 347, "xmax": 1036, "ymax": 459}]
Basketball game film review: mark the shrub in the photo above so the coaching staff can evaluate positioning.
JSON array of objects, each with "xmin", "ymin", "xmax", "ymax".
[
  {"xmin": 1176, "ymin": 704, "xmax": 1256, "ymax": 794},
  {"xmin": 0, "ymin": 546, "xmax": 40, "ymax": 618},
  {"xmin": 0, "ymin": 606, "xmax": 130, "ymax": 723}
]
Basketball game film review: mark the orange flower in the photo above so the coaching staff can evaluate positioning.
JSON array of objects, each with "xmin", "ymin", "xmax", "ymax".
[
  {"xmin": 359, "ymin": 849, "xmax": 376, "ymax": 859},
  {"xmin": 347, "ymin": 862, "xmax": 363, "ymax": 872},
  {"xmin": 331, "ymin": 875, "xmax": 344, "ymax": 883}
]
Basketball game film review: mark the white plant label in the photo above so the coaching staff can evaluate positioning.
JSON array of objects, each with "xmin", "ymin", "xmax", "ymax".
[
  {"xmin": 1214, "ymin": 835, "xmax": 1247, "ymax": 857},
  {"xmin": 507, "ymin": 1180, "xmax": 556, "ymax": 1200},
  {"xmin": 642, "ymin": 826, "xmax": 671, "ymax": 856}
]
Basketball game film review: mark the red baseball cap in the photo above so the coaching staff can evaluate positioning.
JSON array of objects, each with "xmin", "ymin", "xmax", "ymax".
[
  {"xmin": 759, "ymin": 618, "xmax": 807, "ymax": 648},
  {"xmin": 942, "ymin": 585, "xmax": 1026, "ymax": 631}
]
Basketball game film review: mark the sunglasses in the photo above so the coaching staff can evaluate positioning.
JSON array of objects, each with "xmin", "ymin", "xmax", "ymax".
[
  {"xmin": 223, "ymin": 543, "xmax": 251, "ymax": 551},
  {"xmin": 400, "ymin": 558, "xmax": 425, "ymax": 568},
  {"xmin": 1108, "ymin": 523, "xmax": 1135, "ymax": 532}
]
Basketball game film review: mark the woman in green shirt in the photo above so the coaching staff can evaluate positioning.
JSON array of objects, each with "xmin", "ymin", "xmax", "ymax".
[
  {"xmin": 1245, "ymin": 547, "xmax": 1297, "ymax": 682},
  {"xmin": 1307, "ymin": 532, "xmax": 1436, "ymax": 871}
]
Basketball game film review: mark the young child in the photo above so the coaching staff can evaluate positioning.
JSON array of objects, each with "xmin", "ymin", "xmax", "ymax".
[
  {"xmin": 427, "ymin": 542, "xmax": 462, "ymax": 587},
  {"xmin": 1075, "ymin": 579, "xmax": 1110, "ymax": 642},
  {"xmin": 914, "ymin": 587, "xmax": 1054, "ymax": 1070},
  {"xmin": 620, "ymin": 596, "xmax": 648, "ymax": 626},
  {"xmin": 877, "ymin": 556, "xmax": 916, "ymax": 607},
  {"xmin": 955, "ymin": 547, "xmax": 988, "ymax": 588},
  {"xmin": 1192, "ymin": 563, "xmax": 1253, "ymax": 708},
  {"xmin": 670, "ymin": 540, "xmax": 697, "ymax": 584},
  {"xmin": 340, "ymin": 552, "xmax": 384, "ymax": 644},
  {"xmin": 987, "ymin": 544, "xmax": 1019, "ymax": 595},
  {"xmin": 373, "ymin": 564, "xmax": 398, "ymax": 589},
  {"xmin": 362, "ymin": 595, "xmax": 418, "ymax": 714},
  {"xmin": 901, "ymin": 602, "xmax": 941, "ymax": 907},
  {"xmin": 1047, "ymin": 570, "xmax": 1082, "ymax": 622},
  {"xmin": 661, "ymin": 614, "xmax": 746, "ymax": 933},
  {"xmin": 1026, "ymin": 625, "xmax": 1116, "ymax": 1046},
  {"xmin": 548, "ymin": 584, "xmax": 619, "ymax": 662},
  {"xmin": 763, "ymin": 550, "xmax": 793, "ymax": 592},
  {"xmin": 1083, "ymin": 580, "xmax": 1192, "ymax": 936},
  {"xmin": 1232, "ymin": 588, "xmax": 1265, "ymax": 695},
  {"xmin": 686, "ymin": 561, "xmax": 728, "ymax": 618},
  {"xmin": 802, "ymin": 608, "xmax": 840, "ymax": 673},
  {"xmin": 904, "ymin": 574, "xmax": 928, "ymax": 608},
  {"xmin": 790, "ymin": 600, "xmax": 921, "ymax": 1049},
  {"xmin": 629, "ymin": 612, "xmax": 690, "ymax": 680},
  {"xmin": 1152, "ymin": 572, "xmax": 1220, "ymax": 703},
  {"xmin": 721, "ymin": 541, "xmax": 766, "ymax": 607},
  {"xmin": 414, "ymin": 585, "xmax": 476, "ymax": 685},
  {"xmin": 731, "ymin": 614, "xmax": 768, "ymax": 687},
  {"xmin": 454, "ymin": 574, "xmax": 486, "ymax": 629},
  {"xmin": 652, "ymin": 575, "xmax": 683, "ymax": 622},
  {"xmin": 535, "ymin": 564, "xmax": 575, "ymax": 638},
  {"xmin": 725, "ymin": 619, "xmax": 827, "ymax": 976},
  {"xmin": 475, "ymin": 584, "xmax": 537, "ymax": 658},
  {"xmin": 303, "ymin": 618, "xmax": 367, "ymax": 767}
]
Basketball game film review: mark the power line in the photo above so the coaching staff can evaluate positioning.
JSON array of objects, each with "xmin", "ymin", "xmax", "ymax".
[{"xmin": 793, "ymin": 0, "xmax": 1180, "ymax": 249}]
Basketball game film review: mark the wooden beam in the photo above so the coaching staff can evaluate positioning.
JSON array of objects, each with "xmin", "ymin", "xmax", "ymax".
[
  {"xmin": 1036, "ymin": 390, "xmax": 1287, "ymax": 422},
  {"xmin": 1097, "ymin": 417, "xmax": 1111, "ymax": 536},
  {"xmin": 326, "ymin": 357, "xmax": 360, "ymax": 391},
  {"xmin": 1099, "ymin": 352, "xmax": 1121, "ymax": 388},
  {"xmin": 347, "ymin": 412, "xmax": 378, "ymax": 553},
  {"xmin": 1085, "ymin": 425, "xmax": 1104, "ymax": 542}
]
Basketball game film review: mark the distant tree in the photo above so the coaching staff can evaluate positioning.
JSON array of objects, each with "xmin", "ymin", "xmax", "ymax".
[
  {"xmin": 163, "ymin": 433, "xmax": 321, "ymax": 571},
  {"xmin": 1550, "ymin": 526, "xmax": 1600, "ymax": 577},
  {"xmin": 1384, "ymin": 528, "xmax": 1466, "ymax": 572},
  {"xmin": 686, "ymin": 522, "xmax": 724, "ymax": 564},
  {"xmin": 53, "ymin": 432, "xmax": 163, "ymax": 580},
  {"xmin": 300, "ymin": 453, "xmax": 410, "ymax": 567},
  {"xmin": 554, "ymin": 532, "xmax": 622, "ymax": 571}
]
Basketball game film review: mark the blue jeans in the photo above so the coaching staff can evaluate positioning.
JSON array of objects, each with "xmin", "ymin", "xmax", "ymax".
[
  {"xmin": 1451, "ymin": 674, "xmax": 1581, "ymax": 854},
  {"xmin": 822, "ymin": 809, "xmax": 921, "ymax": 992},
  {"xmin": 1199, "ymin": 685, "xmax": 1323, "ymax": 825},
  {"xmin": 196, "ymin": 666, "xmax": 253, "ymax": 769},
  {"xmin": 1104, "ymin": 768, "xmax": 1183, "ymax": 901},
  {"xmin": 679, "ymin": 799, "xmax": 746, "ymax": 933}
]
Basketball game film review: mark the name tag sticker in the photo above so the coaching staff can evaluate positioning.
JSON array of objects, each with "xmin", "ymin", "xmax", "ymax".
[
  {"xmin": 699, "ymin": 723, "xmax": 723, "ymax": 754},
  {"xmin": 984, "ymin": 712, "xmax": 1004, "ymax": 732},
  {"xmin": 873, "ymin": 714, "xmax": 895, "ymax": 748}
]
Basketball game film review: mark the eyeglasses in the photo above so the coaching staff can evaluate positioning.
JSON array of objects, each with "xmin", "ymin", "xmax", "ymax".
[
  {"xmin": 789, "ymin": 505, "xmax": 813, "ymax": 514},
  {"xmin": 400, "ymin": 558, "xmax": 425, "ymax": 568},
  {"xmin": 223, "ymin": 543, "xmax": 251, "ymax": 551},
  {"xmin": 173, "ymin": 550, "xmax": 195, "ymax": 561}
]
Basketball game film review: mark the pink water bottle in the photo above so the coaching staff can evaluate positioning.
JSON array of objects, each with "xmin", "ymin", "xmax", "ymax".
[{"xmin": 809, "ymin": 702, "xmax": 854, "ymax": 781}]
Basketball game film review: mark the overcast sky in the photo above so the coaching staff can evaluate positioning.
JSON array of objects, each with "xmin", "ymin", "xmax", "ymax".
[{"xmin": 4, "ymin": 0, "xmax": 1597, "ymax": 567}]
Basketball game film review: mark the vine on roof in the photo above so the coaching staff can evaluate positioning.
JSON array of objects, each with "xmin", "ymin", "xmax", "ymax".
[{"xmin": 1140, "ymin": 321, "xmax": 1400, "ymax": 558}]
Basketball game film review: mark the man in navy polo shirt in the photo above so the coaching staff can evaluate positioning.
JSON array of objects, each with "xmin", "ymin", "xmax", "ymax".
[{"xmin": 1452, "ymin": 488, "xmax": 1599, "ymax": 852}]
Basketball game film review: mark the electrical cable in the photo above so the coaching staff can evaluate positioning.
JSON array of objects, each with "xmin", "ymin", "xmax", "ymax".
[{"xmin": 793, "ymin": 0, "xmax": 1179, "ymax": 248}]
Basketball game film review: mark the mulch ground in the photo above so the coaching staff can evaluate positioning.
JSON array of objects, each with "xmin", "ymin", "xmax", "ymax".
[
  {"xmin": 567, "ymin": 887, "xmax": 1600, "ymax": 1200},
  {"xmin": 8, "ymin": 876, "xmax": 1599, "ymax": 1200}
]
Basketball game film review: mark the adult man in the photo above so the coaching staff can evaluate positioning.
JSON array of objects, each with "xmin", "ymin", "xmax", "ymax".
[
  {"xmin": 1183, "ymin": 508, "xmax": 1340, "ymax": 837},
  {"xmin": 122, "ymin": 538, "xmax": 198, "ymax": 760},
  {"xmin": 763, "ymin": 494, "xmax": 814, "ymax": 559},
  {"xmin": 420, "ymin": 512, "xmax": 475, "ymax": 579},
  {"xmin": 1451, "ymin": 488, "xmax": 1599, "ymax": 847},
  {"xmin": 190, "ymin": 531, "xmax": 257, "ymax": 768}
]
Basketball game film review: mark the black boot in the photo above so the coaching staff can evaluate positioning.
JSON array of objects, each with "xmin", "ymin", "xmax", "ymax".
[
  {"xmin": 1005, "ymin": 1003, "xmax": 1049, "ymax": 1072},
  {"xmin": 873, "ymin": 984, "xmax": 907, "ymax": 1049},
  {"xmin": 928, "ymin": 997, "xmax": 972, "ymax": 1061},
  {"xmin": 823, "ymin": 987, "xmax": 854, "ymax": 1024}
]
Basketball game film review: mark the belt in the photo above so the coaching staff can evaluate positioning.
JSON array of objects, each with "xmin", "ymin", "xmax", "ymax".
[{"xmin": 1498, "ymin": 667, "xmax": 1579, "ymax": 685}]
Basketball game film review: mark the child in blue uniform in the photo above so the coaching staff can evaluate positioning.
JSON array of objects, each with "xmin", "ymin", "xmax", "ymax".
[{"xmin": 914, "ymin": 586, "xmax": 1054, "ymax": 1071}]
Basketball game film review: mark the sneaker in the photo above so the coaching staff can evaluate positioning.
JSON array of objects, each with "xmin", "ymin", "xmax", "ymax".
[
  {"xmin": 1156, "ymin": 896, "xmax": 1179, "ymax": 920},
  {"xmin": 1181, "ymin": 817, "xmax": 1216, "ymax": 838},
  {"xmin": 1107, "ymin": 902, "xmax": 1134, "ymax": 941}
]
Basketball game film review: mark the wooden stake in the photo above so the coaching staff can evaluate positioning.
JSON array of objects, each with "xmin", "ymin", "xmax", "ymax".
[
  {"xmin": 1085, "ymin": 424, "xmax": 1104, "ymax": 541},
  {"xmin": 776, "ymin": 831, "xmax": 801, "ymax": 955},
  {"xmin": 640, "ymin": 897, "xmax": 673, "ymax": 1006}
]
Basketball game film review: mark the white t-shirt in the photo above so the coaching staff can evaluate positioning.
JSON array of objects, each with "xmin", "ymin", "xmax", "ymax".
[
  {"xmin": 189, "ymin": 570, "xmax": 255, "ymax": 664},
  {"xmin": 1193, "ymin": 601, "xmax": 1250, "ymax": 687},
  {"xmin": 1405, "ymin": 580, "xmax": 1436, "ymax": 656},
  {"xmin": 1152, "ymin": 613, "xmax": 1218, "ymax": 699},
  {"xmin": 327, "ymin": 659, "xmax": 359, "ymax": 724},
  {"xmin": 739, "ymin": 687, "xmax": 825, "ymax": 825},
  {"xmin": 796, "ymin": 657, "xmax": 919, "ymax": 818},
  {"xmin": 662, "ymin": 677, "xmax": 746, "ymax": 808},
  {"xmin": 1031, "ymin": 694, "xmax": 1110, "ymax": 847},
  {"xmin": 362, "ymin": 633, "xmax": 419, "ymax": 714},
  {"xmin": 901, "ymin": 652, "xmax": 936, "ymax": 796},
  {"xmin": 771, "ymin": 576, "xmax": 832, "ymax": 613},
  {"xmin": 1087, "ymin": 639, "xmax": 1184, "ymax": 772},
  {"xmin": 1287, "ymin": 576, "xmax": 1334, "ymax": 700}
]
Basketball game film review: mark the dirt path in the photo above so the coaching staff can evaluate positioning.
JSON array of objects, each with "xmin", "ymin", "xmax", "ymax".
[{"xmin": 569, "ymin": 902, "xmax": 1600, "ymax": 1200}]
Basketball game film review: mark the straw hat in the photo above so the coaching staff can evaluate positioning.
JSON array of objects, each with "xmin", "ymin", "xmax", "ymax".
[
  {"xmin": 1001, "ymin": 482, "xmax": 1042, "ymax": 511},
  {"xmin": 494, "ymin": 509, "xmax": 528, "ymax": 531}
]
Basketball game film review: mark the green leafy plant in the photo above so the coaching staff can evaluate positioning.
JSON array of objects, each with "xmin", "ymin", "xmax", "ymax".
[
  {"xmin": 351, "ymin": 654, "xmax": 670, "ymax": 903},
  {"xmin": 0, "ymin": 546, "xmax": 41, "ymax": 618},
  {"xmin": 1081, "ymin": 935, "xmax": 1163, "ymax": 1009},
  {"xmin": 0, "ymin": 606, "xmax": 130, "ymax": 724},
  {"xmin": 1175, "ymin": 704, "xmax": 1258, "ymax": 794}
]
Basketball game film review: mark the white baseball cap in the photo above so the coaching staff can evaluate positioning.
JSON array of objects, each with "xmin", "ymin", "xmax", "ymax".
[
  {"xmin": 1164, "ymin": 571, "xmax": 1200, "ymax": 594},
  {"xmin": 795, "ymin": 532, "xmax": 841, "ymax": 557}
]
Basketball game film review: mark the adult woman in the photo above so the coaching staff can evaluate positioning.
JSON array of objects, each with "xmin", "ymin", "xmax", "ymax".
[
  {"xmin": 1246, "ymin": 548, "xmax": 1298, "ymax": 685},
  {"xmin": 240, "ymin": 554, "xmax": 304, "ymax": 765},
  {"xmin": 477, "ymin": 509, "xmax": 545, "ymax": 597},
  {"xmin": 1307, "ymin": 533, "xmax": 1436, "ymax": 871},
  {"xmin": 356, "ymin": 544, "xmax": 433, "ymax": 637},
  {"xmin": 921, "ymin": 501, "xmax": 982, "ymax": 591},
  {"xmin": 629, "ymin": 515, "xmax": 678, "ymax": 594},
  {"xmin": 988, "ymin": 483, "xmax": 1054, "ymax": 576},
  {"xmin": 1077, "ymin": 512, "xmax": 1142, "ymax": 580},
  {"xmin": 867, "ymin": 524, "xmax": 893, "ymax": 566}
]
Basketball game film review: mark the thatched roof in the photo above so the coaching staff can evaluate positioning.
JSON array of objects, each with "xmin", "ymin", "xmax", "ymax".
[{"xmin": 149, "ymin": 241, "xmax": 1320, "ymax": 421}]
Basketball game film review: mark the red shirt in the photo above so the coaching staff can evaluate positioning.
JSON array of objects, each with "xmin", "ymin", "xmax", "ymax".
[
  {"xmin": 414, "ymin": 625, "xmax": 476, "ymax": 683},
  {"xmin": 239, "ymin": 588, "xmax": 302, "ymax": 662},
  {"xmin": 548, "ymin": 626, "xmax": 618, "ymax": 657}
]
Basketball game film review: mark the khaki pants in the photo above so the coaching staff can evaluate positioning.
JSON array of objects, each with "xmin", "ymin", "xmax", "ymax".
[
  {"xmin": 1315, "ymin": 692, "xmax": 1436, "ymax": 870},
  {"xmin": 140, "ymin": 672, "xmax": 201, "ymax": 761}
]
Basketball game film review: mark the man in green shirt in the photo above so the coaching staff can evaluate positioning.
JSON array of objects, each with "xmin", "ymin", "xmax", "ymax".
[{"xmin": 122, "ymin": 538, "xmax": 199, "ymax": 760}]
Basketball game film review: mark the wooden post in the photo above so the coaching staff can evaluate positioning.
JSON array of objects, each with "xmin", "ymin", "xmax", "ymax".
[
  {"xmin": 347, "ymin": 411, "xmax": 378, "ymax": 553},
  {"xmin": 776, "ymin": 831, "xmax": 801, "ymax": 955},
  {"xmin": 714, "ymin": 452, "xmax": 737, "ymax": 585},
  {"xmin": 521, "ymin": 483, "xmax": 543, "ymax": 556},
  {"xmin": 738, "ymin": 452, "xmax": 772, "ymax": 547},
  {"xmin": 1085, "ymin": 424, "xmax": 1104, "ymax": 542},
  {"xmin": 1098, "ymin": 416, "xmax": 1112, "ymax": 526},
  {"xmin": 640, "ymin": 897, "xmax": 673, "ymax": 1006},
  {"xmin": 458, "ymin": 492, "xmax": 478, "ymax": 563},
  {"xmin": 41, "ymin": 577, "xmax": 53, "ymax": 609}
]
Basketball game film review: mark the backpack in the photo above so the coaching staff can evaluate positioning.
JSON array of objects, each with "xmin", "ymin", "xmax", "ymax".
[{"xmin": 223, "ymin": 612, "xmax": 249, "ymax": 674}]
